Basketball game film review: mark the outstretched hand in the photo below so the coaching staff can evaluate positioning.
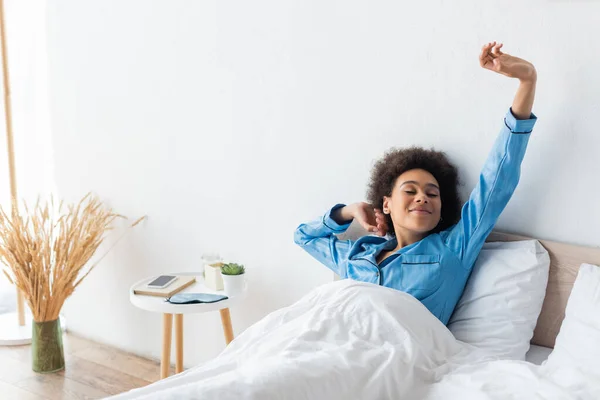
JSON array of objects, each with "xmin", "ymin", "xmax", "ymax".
[{"xmin": 480, "ymin": 42, "xmax": 537, "ymax": 83}]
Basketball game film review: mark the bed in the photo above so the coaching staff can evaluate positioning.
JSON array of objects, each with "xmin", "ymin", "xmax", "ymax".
[{"xmin": 108, "ymin": 232, "xmax": 600, "ymax": 399}]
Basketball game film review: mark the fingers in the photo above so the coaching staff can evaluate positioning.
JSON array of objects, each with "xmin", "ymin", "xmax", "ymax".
[
  {"xmin": 491, "ymin": 43, "xmax": 504, "ymax": 57},
  {"xmin": 479, "ymin": 42, "xmax": 495, "ymax": 68},
  {"xmin": 479, "ymin": 45, "xmax": 489, "ymax": 67},
  {"xmin": 374, "ymin": 208, "xmax": 389, "ymax": 237},
  {"xmin": 374, "ymin": 209, "xmax": 386, "ymax": 229},
  {"xmin": 482, "ymin": 41, "xmax": 496, "ymax": 52},
  {"xmin": 490, "ymin": 43, "xmax": 504, "ymax": 71},
  {"xmin": 359, "ymin": 205, "xmax": 389, "ymax": 237}
]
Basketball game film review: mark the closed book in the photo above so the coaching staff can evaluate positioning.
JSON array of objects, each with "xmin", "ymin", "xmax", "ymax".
[{"xmin": 133, "ymin": 276, "xmax": 196, "ymax": 297}]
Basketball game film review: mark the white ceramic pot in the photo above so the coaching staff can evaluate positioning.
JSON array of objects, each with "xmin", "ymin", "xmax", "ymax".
[{"xmin": 222, "ymin": 274, "xmax": 245, "ymax": 297}]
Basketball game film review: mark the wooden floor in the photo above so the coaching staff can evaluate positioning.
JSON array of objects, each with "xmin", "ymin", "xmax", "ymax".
[{"xmin": 0, "ymin": 333, "xmax": 171, "ymax": 399}]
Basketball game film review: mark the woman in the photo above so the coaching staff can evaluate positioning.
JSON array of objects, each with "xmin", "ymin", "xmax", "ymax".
[{"xmin": 295, "ymin": 42, "xmax": 538, "ymax": 325}]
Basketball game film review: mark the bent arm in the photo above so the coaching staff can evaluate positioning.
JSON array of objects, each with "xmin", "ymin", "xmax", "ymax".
[{"xmin": 294, "ymin": 204, "xmax": 354, "ymax": 277}]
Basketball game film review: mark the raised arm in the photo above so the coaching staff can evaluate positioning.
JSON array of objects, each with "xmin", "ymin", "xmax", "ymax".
[
  {"xmin": 481, "ymin": 41, "xmax": 537, "ymax": 119},
  {"xmin": 441, "ymin": 42, "xmax": 538, "ymax": 267}
]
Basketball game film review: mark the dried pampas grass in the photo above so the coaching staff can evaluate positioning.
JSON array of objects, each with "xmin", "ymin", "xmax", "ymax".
[{"xmin": 0, "ymin": 193, "xmax": 144, "ymax": 322}]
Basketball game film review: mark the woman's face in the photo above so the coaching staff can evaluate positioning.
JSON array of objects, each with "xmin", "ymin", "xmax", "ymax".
[{"xmin": 383, "ymin": 168, "xmax": 442, "ymax": 235}]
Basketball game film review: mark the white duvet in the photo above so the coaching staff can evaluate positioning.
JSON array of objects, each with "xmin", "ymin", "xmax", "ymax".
[{"xmin": 109, "ymin": 280, "xmax": 599, "ymax": 400}]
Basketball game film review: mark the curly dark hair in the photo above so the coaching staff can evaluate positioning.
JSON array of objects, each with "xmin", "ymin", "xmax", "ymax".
[{"xmin": 366, "ymin": 147, "xmax": 461, "ymax": 236}]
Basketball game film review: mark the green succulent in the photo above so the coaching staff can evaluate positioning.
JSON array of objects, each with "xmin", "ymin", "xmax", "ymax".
[{"xmin": 221, "ymin": 263, "xmax": 245, "ymax": 276}]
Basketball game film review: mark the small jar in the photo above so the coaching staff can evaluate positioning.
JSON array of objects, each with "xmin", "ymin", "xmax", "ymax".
[
  {"xmin": 201, "ymin": 253, "xmax": 221, "ymax": 273},
  {"xmin": 201, "ymin": 253, "xmax": 224, "ymax": 290}
]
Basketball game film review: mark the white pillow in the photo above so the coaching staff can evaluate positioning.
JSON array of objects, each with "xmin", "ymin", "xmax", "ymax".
[
  {"xmin": 447, "ymin": 240, "xmax": 550, "ymax": 360},
  {"xmin": 545, "ymin": 263, "xmax": 600, "ymax": 371}
]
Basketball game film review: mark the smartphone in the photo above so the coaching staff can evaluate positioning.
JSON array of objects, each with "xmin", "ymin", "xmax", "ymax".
[{"xmin": 147, "ymin": 275, "xmax": 177, "ymax": 289}]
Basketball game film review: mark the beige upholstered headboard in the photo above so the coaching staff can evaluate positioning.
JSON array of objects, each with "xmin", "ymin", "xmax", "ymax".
[{"xmin": 487, "ymin": 232, "xmax": 600, "ymax": 348}]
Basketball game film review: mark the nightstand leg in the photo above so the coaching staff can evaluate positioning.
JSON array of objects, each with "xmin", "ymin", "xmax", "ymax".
[
  {"xmin": 219, "ymin": 308, "xmax": 234, "ymax": 345},
  {"xmin": 175, "ymin": 314, "xmax": 183, "ymax": 373},
  {"xmin": 161, "ymin": 313, "xmax": 173, "ymax": 379}
]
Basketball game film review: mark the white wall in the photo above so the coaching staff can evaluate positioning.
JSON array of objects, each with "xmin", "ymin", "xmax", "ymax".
[{"xmin": 46, "ymin": 1, "xmax": 600, "ymax": 367}]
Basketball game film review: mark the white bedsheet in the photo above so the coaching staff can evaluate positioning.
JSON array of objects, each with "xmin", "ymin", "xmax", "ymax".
[{"xmin": 109, "ymin": 280, "xmax": 599, "ymax": 400}]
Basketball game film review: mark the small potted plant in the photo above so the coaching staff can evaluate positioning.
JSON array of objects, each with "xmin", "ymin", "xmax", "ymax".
[{"xmin": 220, "ymin": 263, "xmax": 245, "ymax": 297}]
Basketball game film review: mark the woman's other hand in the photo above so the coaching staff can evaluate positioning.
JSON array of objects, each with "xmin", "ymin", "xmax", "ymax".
[
  {"xmin": 335, "ymin": 202, "xmax": 388, "ymax": 237},
  {"xmin": 353, "ymin": 202, "xmax": 388, "ymax": 236}
]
